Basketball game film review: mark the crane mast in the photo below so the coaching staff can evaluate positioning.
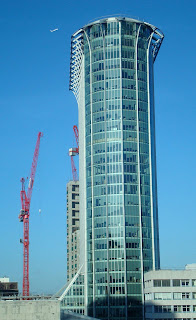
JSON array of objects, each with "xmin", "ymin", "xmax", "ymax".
[
  {"xmin": 19, "ymin": 132, "xmax": 43, "ymax": 297},
  {"xmin": 69, "ymin": 125, "xmax": 79, "ymax": 181},
  {"xmin": 70, "ymin": 156, "xmax": 78, "ymax": 181}
]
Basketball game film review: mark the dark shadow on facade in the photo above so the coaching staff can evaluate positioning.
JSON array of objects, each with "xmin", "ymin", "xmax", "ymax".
[
  {"xmin": 61, "ymin": 309, "xmax": 99, "ymax": 320},
  {"xmin": 87, "ymin": 297, "xmax": 175, "ymax": 320},
  {"xmin": 88, "ymin": 296, "xmax": 143, "ymax": 320}
]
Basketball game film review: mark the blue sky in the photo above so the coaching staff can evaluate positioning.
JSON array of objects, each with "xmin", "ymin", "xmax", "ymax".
[{"xmin": 0, "ymin": 0, "xmax": 196, "ymax": 294}]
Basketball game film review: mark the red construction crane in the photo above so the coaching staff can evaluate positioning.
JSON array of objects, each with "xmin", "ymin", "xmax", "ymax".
[
  {"xmin": 18, "ymin": 132, "xmax": 43, "ymax": 297},
  {"xmin": 69, "ymin": 125, "xmax": 79, "ymax": 181}
]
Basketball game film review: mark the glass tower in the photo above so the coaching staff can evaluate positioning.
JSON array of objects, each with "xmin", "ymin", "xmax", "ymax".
[{"xmin": 69, "ymin": 17, "xmax": 164, "ymax": 320}]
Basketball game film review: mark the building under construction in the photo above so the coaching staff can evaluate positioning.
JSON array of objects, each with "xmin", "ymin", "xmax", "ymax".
[{"xmin": 66, "ymin": 180, "xmax": 80, "ymax": 282}]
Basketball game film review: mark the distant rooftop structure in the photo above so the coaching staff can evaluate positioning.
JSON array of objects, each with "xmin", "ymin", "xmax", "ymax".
[
  {"xmin": 185, "ymin": 263, "xmax": 196, "ymax": 270},
  {"xmin": 0, "ymin": 277, "xmax": 9, "ymax": 283}
]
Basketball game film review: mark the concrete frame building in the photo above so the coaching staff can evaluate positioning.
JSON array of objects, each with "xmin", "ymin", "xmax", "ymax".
[
  {"xmin": 144, "ymin": 265, "xmax": 196, "ymax": 320},
  {"xmin": 69, "ymin": 16, "xmax": 164, "ymax": 320},
  {"xmin": 0, "ymin": 299, "xmax": 99, "ymax": 320},
  {"xmin": 0, "ymin": 278, "xmax": 18, "ymax": 297},
  {"xmin": 66, "ymin": 181, "xmax": 80, "ymax": 282}
]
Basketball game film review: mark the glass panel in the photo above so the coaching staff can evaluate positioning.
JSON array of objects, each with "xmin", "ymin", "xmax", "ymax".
[{"xmin": 173, "ymin": 279, "xmax": 180, "ymax": 286}]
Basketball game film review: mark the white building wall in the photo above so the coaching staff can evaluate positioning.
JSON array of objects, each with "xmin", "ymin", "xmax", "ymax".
[{"xmin": 144, "ymin": 268, "xmax": 196, "ymax": 320}]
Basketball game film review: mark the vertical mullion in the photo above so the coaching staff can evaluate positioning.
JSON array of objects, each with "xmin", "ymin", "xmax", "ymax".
[
  {"xmin": 135, "ymin": 24, "xmax": 145, "ymax": 317},
  {"xmin": 119, "ymin": 20, "xmax": 128, "ymax": 320}
]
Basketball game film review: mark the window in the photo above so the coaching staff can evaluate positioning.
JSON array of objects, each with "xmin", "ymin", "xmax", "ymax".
[
  {"xmin": 193, "ymin": 293, "xmax": 196, "ymax": 299},
  {"xmin": 193, "ymin": 305, "xmax": 196, "ymax": 312},
  {"xmin": 145, "ymin": 293, "xmax": 152, "ymax": 301},
  {"xmin": 72, "ymin": 202, "xmax": 79, "ymax": 209},
  {"xmin": 154, "ymin": 280, "xmax": 161, "ymax": 287},
  {"xmin": 182, "ymin": 305, "xmax": 190, "ymax": 312},
  {"xmin": 154, "ymin": 292, "xmax": 162, "ymax": 300},
  {"xmin": 182, "ymin": 293, "xmax": 190, "ymax": 299},
  {"xmin": 162, "ymin": 280, "xmax": 170, "ymax": 287},
  {"xmin": 193, "ymin": 280, "xmax": 196, "ymax": 286},
  {"xmin": 154, "ymin": 305, "xmax": 162, "ymax": 313},
  {"xmin": 153, "ymin": 280, "xmax": 170, "ymax": 287},
  {"xmin": 174, "ymin": 305, "xmax": 181, "ymax": 312},
  {"xmin": 154, "ymin": 292, "xmax": 172, "ymax": 300},
  {"xmin": 154, "ymin": 306, "xmax": 171, "ymax": 313},
  {"xmin": 173, "ymin": 279, "xmax": 180, "ymax": 286},
  {"xmin": 174, "ymin": 292, "xmax": 181, "ymax": 299},
  {"xmin": 162, "ymin": 306, "xmax": 171, "ymax": 313},
  {"xmin": 182, "ymin": 280, "xmax": 190, "ymax": 286}
]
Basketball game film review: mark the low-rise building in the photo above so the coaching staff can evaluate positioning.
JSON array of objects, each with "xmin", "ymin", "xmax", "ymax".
[
  {"xmin": 144, "ymin": 264, "xmax": 196, "ymax": 320},
  {"xmin": 0, "ymin": 277, "xmax": 18, "ymax": 297}
]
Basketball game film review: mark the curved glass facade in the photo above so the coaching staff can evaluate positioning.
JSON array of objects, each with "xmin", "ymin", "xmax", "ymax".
[{"xmin": 70, "ymin": 17, "xmax": 164, "ymax": 320}]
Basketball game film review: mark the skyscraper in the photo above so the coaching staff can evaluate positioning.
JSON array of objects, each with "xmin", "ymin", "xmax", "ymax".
[{"xmin": 69, "ymin": 17, "xmax": 164, "ymax": 320}]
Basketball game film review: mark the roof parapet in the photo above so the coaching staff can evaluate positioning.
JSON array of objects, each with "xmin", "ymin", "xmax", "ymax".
[{"xmin": 69, "ymin": 17, "xmax": 164, "ymax": 96}]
